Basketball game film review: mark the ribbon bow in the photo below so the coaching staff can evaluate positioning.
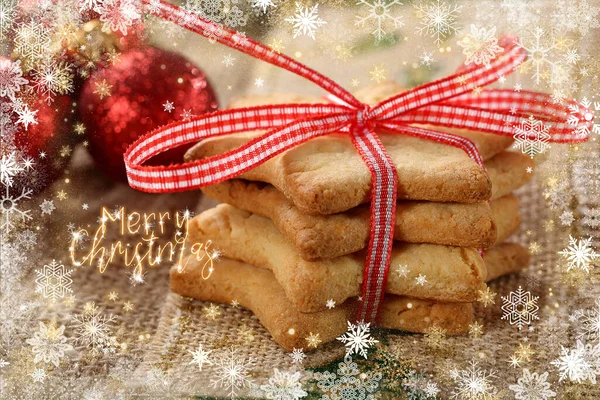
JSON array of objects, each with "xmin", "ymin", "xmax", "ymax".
[{"xmin": 125, "ymin": 0, "xmax": 592, "ymax": 324}]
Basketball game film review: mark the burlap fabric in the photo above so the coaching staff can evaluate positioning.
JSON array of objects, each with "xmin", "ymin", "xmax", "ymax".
[
  {"xmin": 3, "ymin": 3, "xmax": 600, "ymax": 397},
  {"xmin": 4, "ymin": 140, "xmax": 592, "ymax": 399}
]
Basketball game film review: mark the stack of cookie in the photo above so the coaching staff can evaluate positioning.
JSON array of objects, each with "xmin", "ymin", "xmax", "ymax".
[{"xmin": 170, "ymin": 83, "xmax": 532, "ymax": 351}]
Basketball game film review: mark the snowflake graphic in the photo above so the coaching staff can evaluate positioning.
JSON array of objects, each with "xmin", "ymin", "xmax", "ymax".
[
  {"xmin": 0, "ymin": 59, "xmax": 28, "ymax": 100},
  {"xmin": 26, "ymin": 322, "xmax": 73, "ymax": 367},
  {"xmin": 14, "ymin": 102, "xmax": 38, "ymax": 130},
  {"xmin": 513, "ymin": 116, "xmax": 551, "ymax": 158},
  {"xmin": 457, "ymin": 24, "xmax": 504, "ymax": 66},
  {"xmin": 13, "ymin": 20, "xmax": 51, "ymax": 63},
  {"xmin": 222, "ymin": 54, "xmax": 235, "ymax": 67},
  {"xmin": 501, "ymin": 286, "xmax": 539, "ymax": 330},
  {"xmin": 0, "ymin": 151, "xmax": 24, "ymax": 186},
  {"xmin": 31, "ymin": 60, "xmax": 74, "ymax": 103},
  {"xmin": 551, "ymin": 0, "xmax": 600, "ymax": 37},
  {"xmin": 189, "ymin": 344, "xmax": 212, "ymax": 371},
  {"xmin": 40, "ymin": 199, "xmax": 56, "ymax": 215},
  {"xmin": 210, "ymin": 347, "xmax": 256, "ymax": 398},
  {"xmin": 403, "ymin": 370, "xmax": 440, "ymax": 398},
  {"xmin": 1, "ymin": 186, "xmax": 32, "ymax": 232},
  {"xmin": 568, "ymin": 97, "xmax": 599, "ymax": 136},
  {"xmin": 313, "ymin": 354, "xmax": 382, "ymax": 400},
  {"xmin": 0, "ymin": 0, "xmax": 17, "ymax": 40},
  {"xmin": 71, "ymin": 304, "xmax": 118, "ymax": 354},
  {"xmin": 579, "ymin": 299, "xmax": 600, "ymax": 341},
  {"xmin": 337, "ymin": 321, "xmax": 379, "ymax": 359},
  {"xmin": 424, "ymin": 325, "xmax": 447, "ymax": 349},
  {"xmin": 516, "ymin": 27, "xmax": 562, "ymax": 85},
  {"xmin": 355, "ymin": 0, "xmax": 404, "ymax": 43},
  {"xmin": 559, "ymin": 210, "xmax": 575, "ymax": 226},
  {"xmin": 285, "ymin": 3, "xmax": 327, "ymax": 40},
  {"xmin": 30, "ymin": 367, "xmax": 46, "ymax": 383},
  {"xmin": 163, "ymin": 100, "xmax": 175, "ymax": 113},
  {"xmin": 96, "ymin": 0, "xmax": 142, "ymax": 35},
  {"xmin": 583, "ymin": 208, "xmax": 600, "ymax": 228},
  {"xmin": 223, "ymin": 4, "xmax": 247, "ymax": 28},
  {"xmin": 251, "ymin": 0, "xmax": 276, "ymax": 14},
  {"xmin": 551, "ymin": 340, "xmax": 600, "ymax": 383},
  {"xmin": 35, "ymin": 260, "xmax": 73, "ymax": 302},
  {"xmin": 414, "ymin": 0, "xmax": 462, "ymax": 46},
  {"xmin": 419, "ymin": 51, "xmax": 436, "ymax": 67},
  {"xmin": 508, "ymin": 369, "xmax": 556, "ymax": 400},
  {"xmin": 260, "ymin": 368, "xmax": 307, "ymax": 400},
  {"xmin": 290, "ymin": 348, "xmax": 306, "ymax": 364},
  {"xmin": 186, "ymin": 0, "xmax": 247, "ymax": 28},
  {"xmin": 450, "ymin": 360, "xmax": 498, "ymax": 400},
  {"xmin": 499, "ymin": 0, "xmax": 539, "ymax": 27},
  {"xmin": 558, "ymin": 236, "xmax": 598, "ymax": 273}
]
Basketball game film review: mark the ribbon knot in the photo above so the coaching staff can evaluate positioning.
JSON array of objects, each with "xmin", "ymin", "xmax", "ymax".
[
  {"xmin": 355, "ymin": 104, "xmax": 372, "ymax": 127},
  {"xmin": 125, "ymin": 0, "xmax": 593, "ymax": 325}
]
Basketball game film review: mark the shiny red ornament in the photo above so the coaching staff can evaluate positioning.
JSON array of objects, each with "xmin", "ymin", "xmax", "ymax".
[
  {"xmin": 78, "ymin": 47, "xmax": 218, "ymax": 181},
  {"xmin": 2, "ymin": 88, "xmax": 75, "ymax": 196}
]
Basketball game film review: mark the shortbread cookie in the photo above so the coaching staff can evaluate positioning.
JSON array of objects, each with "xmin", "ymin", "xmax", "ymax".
[
  {"xmin": 188, "ymin": 205, "xmax": 492, "ymax": 311},
  {"xmin": 186, "ymin": 83, "xmax": 525, "ymax": 214},
  {"xmin": 484, "ymin": 242, "xmax": 530, "ymax": 281},
  {"xmin": 186, "ymin": 127, "xmax": 533, "ymax": 213},
  {"xmin": 229, "ymin": 82, "xmax": 515, "ymax": 161},
  {"xmin": 201, "ymin": 179, "xmax": 520, "ymax": 259},
  {"xmin": 170, "ymin": 257, "xmax": 474, "ymax": 351}
]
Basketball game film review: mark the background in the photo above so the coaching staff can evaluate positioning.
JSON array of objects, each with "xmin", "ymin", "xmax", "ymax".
[{"xmin": 1, "ymin": 0, "xmax": 600, "ymax": 398}]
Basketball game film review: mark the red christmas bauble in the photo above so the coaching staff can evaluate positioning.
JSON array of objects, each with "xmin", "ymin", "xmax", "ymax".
[
  {"xmin": 78, "ymin": 47, "xmax": 218, "ymax": 181},
  {"xmin": 1, "ymin": 57, "xmax": 76, "ymax": 195}
]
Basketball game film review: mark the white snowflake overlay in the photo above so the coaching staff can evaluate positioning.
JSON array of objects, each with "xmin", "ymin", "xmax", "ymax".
[
  {"xmin": 71, "ymin": 304, "xmax": 118, "ymax": 354},
  {"xmin": 189, "ymin": 344, "xmax": 212, "ymax": 371},
  {"xmin": 337, "ymin": 321, "xmax": 379, "ymax": 359},
  {"xmin": 558, "ymin": 235, "xmax": 598, "ymax": 273},
  {"xmin": 579, "ymin": 298, "xmax": 600, "ymax": 341},
  {"xmin": 26, "ymin": 322, "xmax": 73, "ymax": 367},
  {"xmin": 457, "ymin": 25, "xmax": 504, "ymax": 66},
  {"xmin": 95, "ymin": 0, "xmax": 142, "ymax": 35},
  {"xmin": 450, "ymin": 359, "xmax": 498, "ymax": 400},
  {"xmin": 355, "ymin": 0, "xmax": 404, "ymax": 43},
  {"xmin": 501, "ymin": 286, "xmax": 540, "ymax": 330},
  {"xmin": 414, "ymin": 0, "xmax": 462, "ymax": 46},
  {"xmin": 260, "ymin": 368, "xmax": 307, "ymax": 400},
  {"xmin": 313, "ymin": 354, "xmax": 382, "ymax": 400},
  {"xmin": 508, "ymin": 369, "xmax": 556, "ymax": 400},
  {"xmin": 1, "ymin": 185, "xmax": 32, "ymax": 232},
  {"xmin": 0, "ymin": 58, "xmax": 28, "ymax": 100},
  {"xmin": 285, "ymin": 3, "xmax": 326, "ymax": 40},
  {"xmin": 568, "ymin": 97, "xmax": 599, "ymax": 137},
  {"xmin": 513, "ymin": 116, "xmax": 551, "ymax": 158},
  {"xmin": 35, "ymin": 260, "xmax": 73, "ymax": 302},
  {"xmin": 210, "ymin": 347, "xmax": 256, "ymax": 398},
  {"xmin": 0, "ymin": 151, "xmax": 24, "ymax": 186},
  {"xmin": 551, "ymin": 340, "xmax": 600, "ymax": 384}
]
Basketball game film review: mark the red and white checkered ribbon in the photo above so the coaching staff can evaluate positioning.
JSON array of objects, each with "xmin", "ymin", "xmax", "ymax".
[{"xmin": 125, "ymin": 0, "xmax": 592, "ymax": 324}]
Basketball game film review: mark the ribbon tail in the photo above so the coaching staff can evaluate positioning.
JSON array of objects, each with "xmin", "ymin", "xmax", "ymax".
[{"xmin": 350, "ymin": 125, "xmax": 398, "ymax": 324}]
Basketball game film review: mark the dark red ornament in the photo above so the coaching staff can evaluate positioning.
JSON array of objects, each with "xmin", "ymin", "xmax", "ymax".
[
  {"xmin": 1, "ymin": 66, "xmax": 76, "ymax": 195},
  {"xmin": 78, "ymin": 47, "xmax": 218, "ymax": 181}
]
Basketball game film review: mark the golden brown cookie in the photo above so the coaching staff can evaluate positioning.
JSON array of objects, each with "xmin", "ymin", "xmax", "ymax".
[
  {"xmin": 201, "ymin": 180, "xmax": 520, "ymax": 259},
  {"xmin": 185, "ymin": 84, "xmax": 529, "ymax": 214},
  {"xmin": 170, "ymin": 256, "xmax": 474, "ymax": 351},
  {"xmin": 188, "ymin": 204, "xmax": 490, "ymax": 311},
  {"xmin": 186, "ymin": 132, "xmax": 532, "ymax": 214},
  {"xmin": 484, "ymin": 242, "xmax": 530, "ymax": 281}
]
